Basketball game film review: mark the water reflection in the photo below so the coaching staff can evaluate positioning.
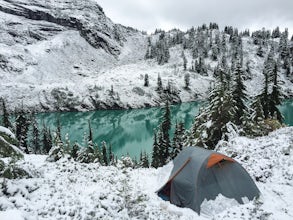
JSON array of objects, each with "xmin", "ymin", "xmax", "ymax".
[
  {"xmin": 35, "ymin": 100, "xmax": 292, "ymax": 159},
  {"xmin": 36, "ymin": 102, "xmax": 200, "ymax": 158}
]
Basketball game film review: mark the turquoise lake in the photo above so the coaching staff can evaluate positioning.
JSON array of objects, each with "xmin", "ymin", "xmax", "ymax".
[{"xmin": 36, "ymin": 100, "xmax": 293, "ymax": 159}]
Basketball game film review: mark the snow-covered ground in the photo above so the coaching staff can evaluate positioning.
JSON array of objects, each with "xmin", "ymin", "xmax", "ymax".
[{"xmin": 0, "ymin": 127, "xmax": 292, "ymax": 219}]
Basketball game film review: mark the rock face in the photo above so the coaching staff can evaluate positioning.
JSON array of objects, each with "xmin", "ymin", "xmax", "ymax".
[
  {"xmin": 0, "ymin": 0, "xmax": 148, "ymax": 112},
  {"xmin": 0, "ymin": 0, "xmax": 129, "ymax": 56}
]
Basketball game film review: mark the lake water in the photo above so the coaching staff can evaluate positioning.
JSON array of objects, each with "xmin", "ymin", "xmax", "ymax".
[{"xmin": 36, "ymin": 100, "xmax": 293, "ymax": 159}]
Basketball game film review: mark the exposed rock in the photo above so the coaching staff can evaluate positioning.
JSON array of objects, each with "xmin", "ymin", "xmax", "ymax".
[{"xmin": 0, "ymin": 0, "xmax": 132, "ymax": 56}]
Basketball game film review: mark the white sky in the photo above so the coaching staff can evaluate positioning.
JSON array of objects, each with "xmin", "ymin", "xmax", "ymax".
[{"xmin": 97, "ymin": 0, "xmax": 293, "ymax": 36}]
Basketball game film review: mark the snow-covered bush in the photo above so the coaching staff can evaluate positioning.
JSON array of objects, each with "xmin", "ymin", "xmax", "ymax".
[
  {"xmin": 118, "ymin": 156, "xmax": 134, "ymax": 169},
  {"xmin": 0, "ymin": 160, "xmax": 31, "ymax": 179},
  {"xmin": 76, "ymin": 145, "xmax": 100, "ymax": 163},
  {"xmin": 0, "ymin": 127, "xmax": 23, "ymax": 159},
  {"xmin": 46, "ymin": 145, "xmax": 65, "ymax": 162},
  {"xmin": 243, "ymin": 118, "xmax": 283, "ymax": 137}
]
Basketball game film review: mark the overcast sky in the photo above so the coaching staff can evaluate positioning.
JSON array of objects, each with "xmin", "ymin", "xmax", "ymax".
[{"xmin": 97, "ymin": 0, "xmax": 293, "ymax": 36}]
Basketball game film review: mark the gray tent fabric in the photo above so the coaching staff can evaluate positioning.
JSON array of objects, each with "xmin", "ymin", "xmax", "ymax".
[{"xmin": 158, "ymin": 147, "xmax": 260, "ymax": 214}]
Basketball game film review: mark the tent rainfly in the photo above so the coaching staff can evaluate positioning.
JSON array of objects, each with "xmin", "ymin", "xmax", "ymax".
[{"xmin": 157, "ymin": 147, "xmax": 260, "ymax": 214}]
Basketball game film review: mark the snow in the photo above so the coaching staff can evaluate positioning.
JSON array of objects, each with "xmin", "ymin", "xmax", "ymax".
[
  {"xmin": 1, "ymin": 1, "xmax": 292, "ymax": 112},
  {"xmin": 0, "ymin": 126, "xmax": 15, "ymax": 139},
  {"xmin": 0, "ymin": 127, "xmax": 292, "ymax": 219},
  {"xmin": 0, "ymin": 209, "xmax": 25, "ymax": 220}
]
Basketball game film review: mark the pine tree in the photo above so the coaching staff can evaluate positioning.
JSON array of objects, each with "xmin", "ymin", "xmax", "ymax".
[
  {"xmin": 182, "ymin": 51, "xmax": 187, "ymax": 70},
  {"xmin": 156, "ymin": 33, "xmax": 170, "ymax": 65},
  {"xmin": 157, "ymin": 129, "xmax": 165, "ymax": 166},
  {"xmin": 144, "ymin": 74, "xmax": 149, "ymax": 87},
  {"xmin": 108, "ymin": 144, "xmax": 114, "ymax": 165},
  {"xmin": 140, "ymin": 151, "xmax": 149, "ymax": 168},
  {"xmin": 268, "ymin": 62, "xmax": 283, "ymax": 122},
  {"xmin": 101, "ymin": 141, "xmax": 108, "ymax": 166},
  {"xmin": 211, "ymin": 45, "xmax": 218, "ymax": 61},
  {"xmin": 151, "ymin": 132, "xmax": 160, "ymax": 168},
  {"xmin": 88, "ymin": 120, "xmax": 93, "ymax": 143},
  {"xmin": 56, "ymin": 116, "xmax": 62, "ymax": 141},
  {"xmin": 15, "ymin": 108, "xmax": 30, "ymax": 153},
  {"xmin": 42, "ymin": 124, "xmax": 52, "ymax": 154},
  {"xmin": 279, "ymin": 33, "xmax": 289, "ymax": 60},
  {"xmin": 31, "ymin": 114, "xmax": 40, "ymax": 154},
  {"xmin": 259, "ymin": 51, "xmax": 275, "ymax": 119},
  {"xmin": 157, "ymin": 101, "xmax": 172, "ymax": 165},
  {"xmin": 251, "ymin": 97, "xmax": 265, "ymax": 123},
  {"xmin": 189, "ymin": 76, "xmax": 236, "ymax": 148},
  {"xmin": 221, "ymin": 34, "xmax": 227, "ymax": 54},
  {"xmin": 170, "ymin": 121, "xmax": 185, "ymax": 159},
  {"xmin": 232, "ymin": 61, "xmax": 248, "ymax": 125},
  {"xmin": 145, "ymin": 37, "xmax": 152, "ymax": 59},
  {"xmin": 48, "ymin": 126, "xmax": 65, "ymax": 161},
  {"xmin": 64, "ymin": 133, "xmax": 71, "ymax": 154},
  {"xmin": 272, "ymin": 27, "xmax": 281, "ymax": 38},
  {"xmin": 1, "ymin": 99, "xmax": 11, "ymax": 129},
  {"xmin": 256, "ymin": 44, "xmax": 264, "ymax": 57},
  {"xmin": 71, "ymin": 142, "xmax": 79, "ymax": 159},
  {"xmin": 283, "ymin": 57, "xmax": 291, "ymax": 77},
  {"xmin": 157, "ymin": 74, "xmax": 163, "ymax": 91},
  {"xmin": 184, "ymin": 73, "xmax": 190, "ymax": 89}
]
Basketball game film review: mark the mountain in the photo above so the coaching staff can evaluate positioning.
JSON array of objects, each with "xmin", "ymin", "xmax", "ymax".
[{"xmin": 0, "ymin": 0, "xmax": 293, "ymax": 113}]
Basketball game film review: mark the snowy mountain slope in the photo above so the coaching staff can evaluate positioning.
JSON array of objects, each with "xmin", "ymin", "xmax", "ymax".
[
  {"xmin": 0, "ymin": 127, "xmax": 292, "ymax": 219},
  {"xmin": 0, "ymin": 0, "xmax": 148, "ymax": 112},
  {"xmin": 0, "ymin": 0, "xmax": 293, "ymax": 113}
]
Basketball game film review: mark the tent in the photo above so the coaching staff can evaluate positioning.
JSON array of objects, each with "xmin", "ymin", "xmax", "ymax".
[{"xmin": 157, "ymin": 147, "xmax": 260, "ymax": 214}]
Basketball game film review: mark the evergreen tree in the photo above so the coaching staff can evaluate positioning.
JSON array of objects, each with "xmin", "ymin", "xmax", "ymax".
[
  {"xmin": 157, "ymin": 74, "xmax": 163, "ymax": 91},
  {"xmin": 1, "ymin": 99, "xmax": 11, "ymax": 129},
  {"xmin": 272, "ymin": 26, "xmax": 281, "ymax": 38},
  {"xmin": 144, "ymin": 74, "xmax": 149, "ymax": 87},
  {"xmin": 157, "ymin": 129, "xmax": 165, "ymax": 166},
  {"xmin": 232, "ymin": 61, "xmax": 248, "ymax": 125},
  {"xmin": 259, "ymin": 51, "xmax": 275, "ymax": 119},
  {"xmin": 279, "ymin": 33, "xmax": 289, "ymax": 60},
  {"xmin": 108, "ymin": 144, "xmax": 114, "ymax": 165},
  {"xmin": 101, "ymin": 141, "xmax": 108, "ymax": 166},
  {"xmin": 158, "ymin": 101, "xmax": 172, "ymax": 164},
  {"xmin": 64, "ymin": 133, "xmax": 71, "ymax": 154},
  {"xmin": 53, "ymin": 128, "xmax": 63, "ymax": 149},
  {"xmin": 15, "ymin": 108, "xmax": 30, "ymax": 153},
  {"xmin": 47, "ymin": 127, "xmax": 64, "ymax": 161},
  {"xmin": 184, "ymin": 73, "xmax": 190, "ymax": 89},
  {"xmin": 31, "ymin": 114, "xmax": 40, "ymax": 154},
  {"xmin": 151, "ymin": 132, "xmax": 160, "ymax": 168},
  {"xmin": 156, "ymin": 33, "xmax": 170, "ymax": 65},
  {"xmin": 170, "ymin": 121, "xmax": 185, "ymax": 159},
  {"xmin": 221, "ymin": 34, "xmax": 227, "ymax": 54},
  {"xmin": 188, "ymin": 78, "xmax": 236, "ymax": 148},
  {"xmin": 283, "ymin": 57, "xmax": 291, "ymax": 77},
  {"xmin": 211, "ymin": 45, "xmax": 218, "ymax": 61},
  {"xmin": 71, "ymin": 142, "xmax": 79, "ymax": 159},
  {"xmin": 245, "ymin": 61, "xmax": 252, "ymax": 79},
  {"xmin": 145, "ymin": 37, "xmax": 153, "ymax": 59},
  {"xmin": 88, "ymin": 120, "xmax": 93, "ymax": 143},
  {"xmin": 140, "ymin": 151, "xmax": 149, "ymax": 168},
  {"xmin": 268, "ymin": 63, "xmax": 283, "ymax": 122},
  {"xmin": 56, "ymin": 116, "xmax": 62, "ymax": 141},
  {"xmin": 182, "ymin": 51, "xmax": 187, "ymax": 70},
  {"xmin": 42, "ymin": 124, "xmax": 52, "ymax": 154},
  {"xmin": 256, "ymin": 44, "xmax": 264, "ymax": 57},
  {"xmin": 251, "ymin": 97, "xmax": 265, "ymax": 123}
]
